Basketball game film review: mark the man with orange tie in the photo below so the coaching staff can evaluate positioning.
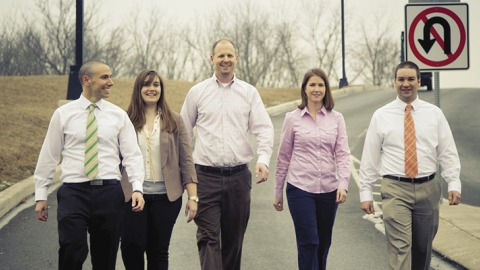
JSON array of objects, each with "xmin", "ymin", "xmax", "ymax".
[
  {"xmin": 358, "ymin": 61, "xmax": 461, "ymax": 270},
  {"xmin": 34, "ymin": 60, "xmax": 145, "ymax": 270}
]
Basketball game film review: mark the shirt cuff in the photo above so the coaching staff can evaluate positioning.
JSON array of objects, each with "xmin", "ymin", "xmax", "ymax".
[
  {"xmin": 131, "ymin": 180, "xmax": 143, "ymax": 194},
  {"xmin": 359, "ymin": 191, "xmax": 374, "ymax": 202},
  {"xmin": 447, "ymin": 181, "xmax": 461, "ymax": 194},
  {"xmin": 35, "ymin": 188, "xmax": 48, "ymax": 201},
  {"xmin": 256, "ymin": 155, "xmax": 270, "ymax": 168},
  {"xmin": 338, "ymin": 182, "xmax": 349, "ymax": 192}
]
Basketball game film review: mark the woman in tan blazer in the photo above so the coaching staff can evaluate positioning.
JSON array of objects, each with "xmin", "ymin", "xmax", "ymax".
[{"xmin": 121, "ymin": 69, "xmax": 198, "ymax": 270}]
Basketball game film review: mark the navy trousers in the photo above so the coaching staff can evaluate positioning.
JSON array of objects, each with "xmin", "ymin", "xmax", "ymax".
[
  {"xmin": 287, "ymin": 183, "xmax": 338, "ymax": 270},
  {"xmin": 57, "ymin": 182, "xmax": 124, "ymax": 270}
]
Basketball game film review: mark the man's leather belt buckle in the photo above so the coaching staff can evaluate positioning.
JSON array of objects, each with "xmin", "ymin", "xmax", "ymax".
[
  {"xmin": 383, "ymin": 173, "xmax": 436, "ymax": 184},
  {"xmin": 195, "ymin": 164, "xmax": 248, "ymax": 176}
]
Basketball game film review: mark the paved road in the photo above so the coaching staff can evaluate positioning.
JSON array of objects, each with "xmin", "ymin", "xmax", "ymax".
[{"xmin": 1, "ymin": 86, "xmax": 476, "ymax": 269}]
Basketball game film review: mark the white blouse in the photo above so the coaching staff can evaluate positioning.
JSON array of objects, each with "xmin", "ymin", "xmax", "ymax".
[{"xmin": 138, "ymin": 114, "xmax": 164, "ymax": 183}]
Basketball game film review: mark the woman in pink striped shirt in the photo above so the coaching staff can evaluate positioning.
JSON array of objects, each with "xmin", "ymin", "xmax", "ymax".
[{"xmin": 273, "ymin": 68, "xmax": 351, "ymax": 270}]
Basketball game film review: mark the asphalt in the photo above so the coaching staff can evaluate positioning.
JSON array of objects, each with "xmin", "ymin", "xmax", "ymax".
[{"xmin": 0, "ymin": 85, "xmax": 478, "ymax": 270}]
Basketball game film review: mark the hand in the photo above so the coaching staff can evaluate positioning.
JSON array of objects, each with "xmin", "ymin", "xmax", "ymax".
[
  {"xmin": 185, "ymin": 200, "xmax": 198, "ymax": 223},
  {"xmin": 35, "ymin": 201, "xmax": 48, "ymax": 221},
  {"xmin": 448, "ymin": 191, "xmax": 461, "ymax": 205},
  {"xmin": 131, "ymin": 192, "xmax": 145, "ymax": 212},
  {"xmin": 335, "ymin": 189, "xmax": 347, "ymax": 204},
  {"xmin": 273, "ymin": 198, "xmax": 283, "ymax": 211},
  {"xmin": 360, "ymin": 201, "xmax": 375, "ymax": 215},
  {"xmin": 255, "ymin": 163, "xmax": 269, "ymax": 184}
]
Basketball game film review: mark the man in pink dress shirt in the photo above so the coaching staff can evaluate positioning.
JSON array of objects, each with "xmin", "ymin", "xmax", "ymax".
[{"xmin": 180, "ymin": 39, "xmax": 274, "ymax": 270}]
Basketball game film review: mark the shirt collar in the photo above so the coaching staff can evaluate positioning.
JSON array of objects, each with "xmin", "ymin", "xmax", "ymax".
[
  {"xmin": 300, "ymin": 106, "xmax": 326, "ymax": 117},
  {"xmin": 212, "ymin": 73, "xmax": 236, "ymax": 87},
  {"xmin": 395, "ymin": 96, "xmax": 419, "ymax": 111},
  {"xmin": 80, "ymin": 94, "xmax": 104, "ymax": 111}
]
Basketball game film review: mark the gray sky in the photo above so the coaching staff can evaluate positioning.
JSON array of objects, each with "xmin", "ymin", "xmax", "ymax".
[{"xmin": 1, "ymin": 0, "xmax": 477, "ymax": 88}]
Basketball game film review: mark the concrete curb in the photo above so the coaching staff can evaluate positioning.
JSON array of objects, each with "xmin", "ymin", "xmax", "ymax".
[
  {"xmin": 0, "ymin": 166, "xmax": 61, "ymax": 219},
  {"xmin": 433, "ymin": 200, "xmax": 480, "ymax": 270}
]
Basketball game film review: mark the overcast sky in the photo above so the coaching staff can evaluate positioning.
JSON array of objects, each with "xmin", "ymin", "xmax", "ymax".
[{"xmin": 0, "ymin": 0, "xmax": 477, "ymax": 89}]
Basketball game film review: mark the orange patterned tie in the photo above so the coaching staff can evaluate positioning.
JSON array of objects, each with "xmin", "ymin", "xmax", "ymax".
[{"xmin": 404, "ymin": 104, "xmax": 418, "ymax": 179}]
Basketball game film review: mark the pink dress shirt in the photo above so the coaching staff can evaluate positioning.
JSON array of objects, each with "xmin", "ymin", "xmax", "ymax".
[{"xmin": 275, "ymin": 107, "xmax": 351, "ymax": 199}]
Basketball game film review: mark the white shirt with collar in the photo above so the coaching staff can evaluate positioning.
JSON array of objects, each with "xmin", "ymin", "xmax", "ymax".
[
  {"xmin": 359, "ymin": 97, "xmax": 461, "ymax": 202},
  {"xmin": 34, "ymin": 94, "xmax": 145, "ymax": 201},
  {"xmin": 180, "ymin": 74, "xmax": 274, "ymax": 167}
]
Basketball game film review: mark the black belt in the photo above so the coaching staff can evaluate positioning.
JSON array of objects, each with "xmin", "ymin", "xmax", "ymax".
[
  {"xmin": 383, "ymin": 173, "xmax": 436, "ymax": 184},
  {"xmin": 195, "ymin": 164, "xmax": 248, "ymax": 176},
  {"xmin": 64, "ymin": 179, "xmax": 119, "ymax": 186}
]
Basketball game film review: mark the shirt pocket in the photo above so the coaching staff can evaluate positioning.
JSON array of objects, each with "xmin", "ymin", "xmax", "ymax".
[
  {"xmin": 295, "ymin": 129, "xmax": 312, "ymax": 146},
  {"xmin": 322, "ymin": 130, "xmax": 338, "ymax": 146}
]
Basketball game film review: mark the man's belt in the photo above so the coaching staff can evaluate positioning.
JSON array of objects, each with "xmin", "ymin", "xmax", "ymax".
[
  {"xmin": 195, "ymin": 164, "xmax": 248, "ymax": 176},
  {"xmin": 383, "ymin": 173, "xmax": 436, "ymax": 184},
  {"xmin": 64, "ymin": 179, "xmax": 119, "ymax": 185}
]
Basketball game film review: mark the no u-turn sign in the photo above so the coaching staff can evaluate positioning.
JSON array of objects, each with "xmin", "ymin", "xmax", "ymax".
[{"xmin": 405, "ymin": 3, "xmax": 469, "ymax": 70}]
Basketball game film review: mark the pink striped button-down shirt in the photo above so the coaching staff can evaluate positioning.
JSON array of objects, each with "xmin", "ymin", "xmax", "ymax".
[
  {"xmin": 275, "ymin": 107, "xmax": 351, "ymax": 199},
  {"xmin": 180, "ymin": 74, "xmax": 274, "ymax": 167}
]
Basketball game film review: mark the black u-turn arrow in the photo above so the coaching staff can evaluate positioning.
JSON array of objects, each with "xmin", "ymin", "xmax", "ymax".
[{"xmin": 418, "ymin": 16, "xmax": 451, "ymax": 54}]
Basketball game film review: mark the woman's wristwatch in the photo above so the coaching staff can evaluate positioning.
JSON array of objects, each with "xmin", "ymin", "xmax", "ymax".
[{"xmin": 188, "ymin": 196, "xmax": 199, "ymax": 203}]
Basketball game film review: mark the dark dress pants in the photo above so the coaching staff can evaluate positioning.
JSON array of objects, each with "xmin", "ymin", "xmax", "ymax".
[
  {"xmin": 194, "ymin": 168, "xmax": 252, "ymax": 270},
  {"xmin": 121, "ymin": 194, "xmax": 182, "ymax": 270},
  {"xmin": 57, "ymin": 182, "xmax": 124, "ymax": 270},
  {"xmin": 287, "ymin": 183, "xmax": 339, "ymax": 270}
]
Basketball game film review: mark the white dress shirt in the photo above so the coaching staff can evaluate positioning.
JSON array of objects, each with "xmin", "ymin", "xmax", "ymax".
[
  {"xmin": 180, "ymin": 74, "xmax": 274, "ymax": 167},
  {"xmin": 359, "ymin": 97, "xmax": 461, "ymax": 202},
  {"xmin": 34, "ymin": 94, "xmax": 145, "ymax": 201}
]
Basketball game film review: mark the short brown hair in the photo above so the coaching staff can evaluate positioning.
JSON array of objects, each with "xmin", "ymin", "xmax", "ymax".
[
  {"xmin": 298, "ymin": 68, "xmax": 334, "ymax": 111},
  {"xmin": 395, "ymin": 61, "xmax": 420, "ymax": 79},
  {"xmin": 211, "ymin": 39, "xmax": 237, "ymax": 56}
]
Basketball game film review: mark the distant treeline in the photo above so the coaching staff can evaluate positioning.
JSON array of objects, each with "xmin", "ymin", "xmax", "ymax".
[{"xmin": 0, "ymin": 0, "xmax": 399, "ymax": 87}]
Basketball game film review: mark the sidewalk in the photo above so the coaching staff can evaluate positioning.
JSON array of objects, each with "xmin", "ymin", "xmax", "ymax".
[
  {"xmin": 434, "ymin": 201, "xmax": 480, "ymax": 269},
  {"xmin": 1, "ymin": 85, "xmax": 478, "ymax": 269}
]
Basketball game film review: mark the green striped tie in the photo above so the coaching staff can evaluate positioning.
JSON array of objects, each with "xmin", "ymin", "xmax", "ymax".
[{"xmin": 85, "ymin": 104, "xmax": 98, "ymax": 179}]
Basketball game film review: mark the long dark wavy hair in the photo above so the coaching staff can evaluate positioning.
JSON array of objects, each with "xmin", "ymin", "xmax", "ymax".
[
  {"xmin": 298, "ymin": 68, "xmax": 334, "ymax": 111},
  {"xmin": 127, "ymin": 69, "xmax": 177, "ymax": 133}
]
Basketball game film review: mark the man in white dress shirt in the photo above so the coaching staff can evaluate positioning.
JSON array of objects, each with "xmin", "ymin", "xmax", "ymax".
[
  {"xmin": 34, "ymin": 60, "xmax": 145, "ymax": 270},
  {"xmin": 180, "ymin": 39, "xmax": 274, "ymax": 270},
  {"xmin": 359, "ymin": 61, "xmax": 461, "ymax": 270}
]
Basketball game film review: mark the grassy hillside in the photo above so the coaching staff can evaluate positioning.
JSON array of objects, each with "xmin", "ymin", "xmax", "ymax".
[{"xmin": 0, "ymin": 75, "xmax": 300, "ymax": 190}]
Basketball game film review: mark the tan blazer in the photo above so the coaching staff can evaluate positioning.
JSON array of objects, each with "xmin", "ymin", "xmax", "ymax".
[{"xmin": 121, "ymin": 112, "xmax": 197, "ymax": 202}]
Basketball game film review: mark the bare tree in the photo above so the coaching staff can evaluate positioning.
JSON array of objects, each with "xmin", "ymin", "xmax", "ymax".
[
  {"xmin": 122, "ymin": 3, "xmax": 193, "ymax": 80},
  {"xmin": 0, "ymin": 13, "xmax": 47, "ymax": 76},
  {"xmin": 183, "ymin": 10, "xmax": 234, "ymax": 82},
  {"xmin": 298, "ymin": 0, "xmax": 343, "ymax": 82},
  {"xmin": 0, "ymin": 19, "xmax": 20, "ymax": 75},
  {"xmin": 349, "ymin": 11, "xmax": 400, "ymax": 86},
  {"xmin": 206, "ymin": 1, "xmax": 283, "ymax": 87},
  {"xmin": 97, "ymin": 26, "xmax": 129, "ymax": 77}
]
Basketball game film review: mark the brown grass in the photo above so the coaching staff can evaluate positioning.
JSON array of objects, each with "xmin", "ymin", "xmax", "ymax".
[{"xmin": 0, "ymin": 75, "xmax": 303, "ymax": 190}]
